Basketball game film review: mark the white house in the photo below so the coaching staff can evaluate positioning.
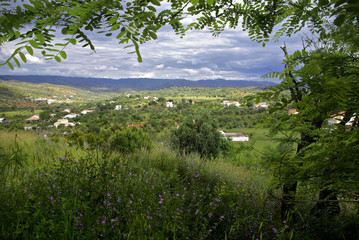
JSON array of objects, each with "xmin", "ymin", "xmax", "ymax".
[
  {"xmin": 64, "ymin": 113, "xmax": 79, "ymax": 119},
  {"xmin": 253, "ymin": 102, "xmax": 268, "ymax": 109},
  {"xmin": 25, "ymin": 114, "xmax": 40, "ymax": 122},
  {"xmin": 166, "ymin": 102, "xmax": 174, "ymax": 108},
  {"xmin": 47, "ymin": 99, "xmax": 57, "ymax": 104},
  {"xmin": 115, "ymin": 105, "xmax": 122, "ymax": 110},
  {"xmin": 220, "ymin": 131, "xmax": 249, "ymax": 142},
  {"xmin": 288, "ymin": 108, "xmax": 299, "ymax": 114},
  {"xmin": 81, "ymin": 109, "xmax": 94, "ymax": 114},
  {"xmin": 54, "ymin": 119, "xmax": 75, "ymax": 128},
  {"xmin": 223, "ymin": 101, "xmax": 241, "ymax": 107},
  {"xmin": 62, "ymin": 109, "xmax": 71, "ymax": 113}
]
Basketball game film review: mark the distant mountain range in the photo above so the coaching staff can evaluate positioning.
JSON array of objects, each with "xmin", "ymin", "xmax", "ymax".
[{"xmin": 0, "ymin": 75, "xmax": 276, "ymax": 92}]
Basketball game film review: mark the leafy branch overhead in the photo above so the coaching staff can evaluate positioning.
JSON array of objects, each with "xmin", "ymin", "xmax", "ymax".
[
  {"xmin": 2, "ymin": 0, "xmax": 352, "ymax": 69},
  {"xmin": 0, "ymin": 0, "xmax": 190, "ymax": 68}
]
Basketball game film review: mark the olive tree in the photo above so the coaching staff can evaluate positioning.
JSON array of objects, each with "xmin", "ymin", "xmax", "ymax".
[{"xmin": 170, "ymin": 112, "xmax": 231, "ymax": 159}]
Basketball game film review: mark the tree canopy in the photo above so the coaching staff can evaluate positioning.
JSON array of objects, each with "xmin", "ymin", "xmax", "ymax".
[{"xmin": 170, "ymin": 112, "xmax": 231, "ymax": 159}]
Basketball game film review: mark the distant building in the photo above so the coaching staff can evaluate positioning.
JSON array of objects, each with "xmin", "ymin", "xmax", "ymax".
[
  {"xmin": 288, "ymin": 108, "xmax": 299, "ymax": 114},
  {"xmin": 220, "ymin": 131, "xmax": 249, "ymax": 142},
  {"xmin": 54, "ymin": 119, "xmax": 75, "ymax": 128},
  {"xmin": 253, "ymin": 102, "xmax": 268, "ymax": 109},
  {"xmin": 61, "ymin": 109, "xmax": 71, "ymax": 113},
  {"xmin": 64, "ymin": 113, "xmax": 79, "ymax": 119},
  {"xmin": 25, "ymin": 114, "xmax": 40, "ymax": 122},
  {"xmin": 34, "ymin": 98, "xmax": 47, "ymax": 101},
  {"xmin": 115, "ymin": 105, "xmax": 122, "ymax": 110},
  {"xmin": 47, "ymin": 99, "xmax": 57, "ymax": 104},
  {"xmin": 166, "ymin": 102, "xmax": 174, "ymax": 108},
  {"xmin": 223, "ymin": 101, "xmax": 241, "ymax": 107},
  {"xmin": 81, "ymin": 109, "xmax": 94, "ymax": 114}
]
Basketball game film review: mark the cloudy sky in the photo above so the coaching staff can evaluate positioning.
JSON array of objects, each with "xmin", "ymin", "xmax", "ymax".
[{"xmin": 0, "ymin": 7, "xmax": 304, "ymax": 82}]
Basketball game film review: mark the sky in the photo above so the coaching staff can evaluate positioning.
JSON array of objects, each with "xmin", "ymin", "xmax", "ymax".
[{"xmin": 0, "ymin": 4, "xmax": 304, "ymax": 82}]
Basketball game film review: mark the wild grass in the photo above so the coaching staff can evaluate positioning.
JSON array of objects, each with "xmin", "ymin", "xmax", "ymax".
[
  {"xmin": 0, "ymin": 131, "xmax": 287, "ymax": 239},
  {"xmin": 0, "ymin": 131, "xmax": 357, "ymax": 239}
]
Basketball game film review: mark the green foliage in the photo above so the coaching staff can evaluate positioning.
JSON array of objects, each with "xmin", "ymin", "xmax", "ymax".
[
  {"xmin": 39, "ymin": 110, "xmax": 50, "ymax": 120},
  {"xmin": 109, "ymin": 127, "xmax": 152, "ymax": 154},
  {"xmin": 170, "ymin": 112, "xmax": 231, "ymax": 159}
]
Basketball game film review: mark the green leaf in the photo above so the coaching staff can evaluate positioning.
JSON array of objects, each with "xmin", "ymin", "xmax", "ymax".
[
  {"xmin": 190, "ymin": 0, "xmax": 199, "ymax": 5},
  {"xmin": 108, "ymin": 17, "xmax": 118, "ymax": 25},
  {"xmin": 29, "ymin": 40, "xmax": 38, "ymax": 48},
  {"xmin": 207, "ymin": 0, "xmax": 214, "ymax": 5},
  {"xmin": 23, "ymin": 4, "xmax": 35, "ymax": 12},
  {"xmin": 117, "ymin": 28, "xmax": 126, "ymax": 39},
  {"xmin": 54, "ymin": 56, "xmax": 61, "ymax": 63},
  {"xmin": 7, "ymin": 62, "xmax": 14, "ymax": 70},
  {"xmin": 150, "ymin": 0, "xmax": 161, "ymax": 6},
  {"xmin": 147, "ymin": 6, "xmax": 156, "ymax": 11},
  {"xmin": 65, "ymin": 38, "xmax": 77, "ymax": 45},
  {"xmin": 19, "ymin": 52, "xmax": 27, "ymax": 63},
  {"xmin": 36, "ymin": 33, "xmax": 45, "ymax": 44},
  {"xmin": 60, "ymin": 51, "xmax": 67, "ymax": 59},
  {"xmin": 137, "ymin": 54, "xmax": 143, "ymax": 63},
  {"xmin": 13, "ymin": 57, "xmax": 20, "ymax": 67},
  {"xmin": 25, "ymin": 46, "xmax": 33, "ymax": 56},
  {"xmin": 149, "ymin": 31, "xmax": 157, "ymax": 40}
]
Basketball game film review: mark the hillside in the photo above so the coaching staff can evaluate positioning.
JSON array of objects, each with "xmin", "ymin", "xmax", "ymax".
[{"xmin": 0, "ymin": 75, "xmax": 276, "ymax": 92}]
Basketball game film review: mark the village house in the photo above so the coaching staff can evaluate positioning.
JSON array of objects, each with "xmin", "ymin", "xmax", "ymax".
[
  {"xmin": 25, "ymin": 114, "xmax": 40, "ymax": 122},
  {"xmin": 81, "ymin": 109, "xmax": 94, "ymax": 114},
  {"xmin": 61, "ymin": 109, "xmax": 71, "ymax": 113},
  {"xmin": 34, "ymin": 98, "xmax": 48, "ymax": 102},
  {"xmin": 64, "ymin": 113, "xmax": 79, "ymax": 119},
  {"xmin": 327, "ymin": 111, "xmax": 357, "ymax": 129},
  {"xmin": 115, "ymin": 105, "xmax": 122, "ymax": 110},
  {"xmin": 223, "ymin": 101, "xmax": 241, "ymax": 107},
  {"xmin": 253, "ymin": 102, "xmax": 268, "ymax": 109},
  {"xmin": 288, "ymin": 108, "xmax": 299, "ymax": 114},
  {"xmin": 54, "ymin": 119, "xmax": 75, "ymax": 128},
  {"xmin": 220, "ymin": 131, "xmax": 249, "ymax": 142},
  {"xmin": 47, "ymin": 99, "xmax": 57, "ymax": 104},
  {"xmin": 166, "ymin": 102, "xmax": 174, "ymax": 108}
]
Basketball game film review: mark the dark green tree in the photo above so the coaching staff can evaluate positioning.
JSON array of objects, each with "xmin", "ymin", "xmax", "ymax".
[
  {"xmin": 39, "ymin": 110, "xmax": 50, "ymax": 120},
  {"xmin": 109, "ymin": 127, "xmax": 152, "ymax": 154},
  {"xmin": 170, "ymin": 112, "xmax": 231, "ymax": 159}
]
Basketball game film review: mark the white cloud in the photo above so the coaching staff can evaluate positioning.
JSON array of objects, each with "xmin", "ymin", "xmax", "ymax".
[
  {"xmin": 25, "ymin": 54, "xmax": 45, "ymax": 64},
  {"xmin": 155, "ymin": 64, "xmax": 164, "ymax": 69}
]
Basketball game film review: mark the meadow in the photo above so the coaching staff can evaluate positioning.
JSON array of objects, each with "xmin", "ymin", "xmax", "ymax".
[{"xmin": 1, "ymin": 131, "xmax": 357, "ymax": 239}]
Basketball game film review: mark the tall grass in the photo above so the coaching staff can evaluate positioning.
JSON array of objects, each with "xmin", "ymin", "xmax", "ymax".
[
  {"xmin": 1, "ymin": 131, "xmax": 357, "ymax": 239},
  {"xmin": 0, "ymin": 132, "xmax": 287, "ymax": 239}
]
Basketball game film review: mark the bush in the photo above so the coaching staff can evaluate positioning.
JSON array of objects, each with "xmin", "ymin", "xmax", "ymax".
[
  {"xmin": 109, "ymin": 127, "xmax": 152, "ymax": 154},
  {"xmin": 170, "ymin": 112, "xmax": 231, "ymax": 159}
]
